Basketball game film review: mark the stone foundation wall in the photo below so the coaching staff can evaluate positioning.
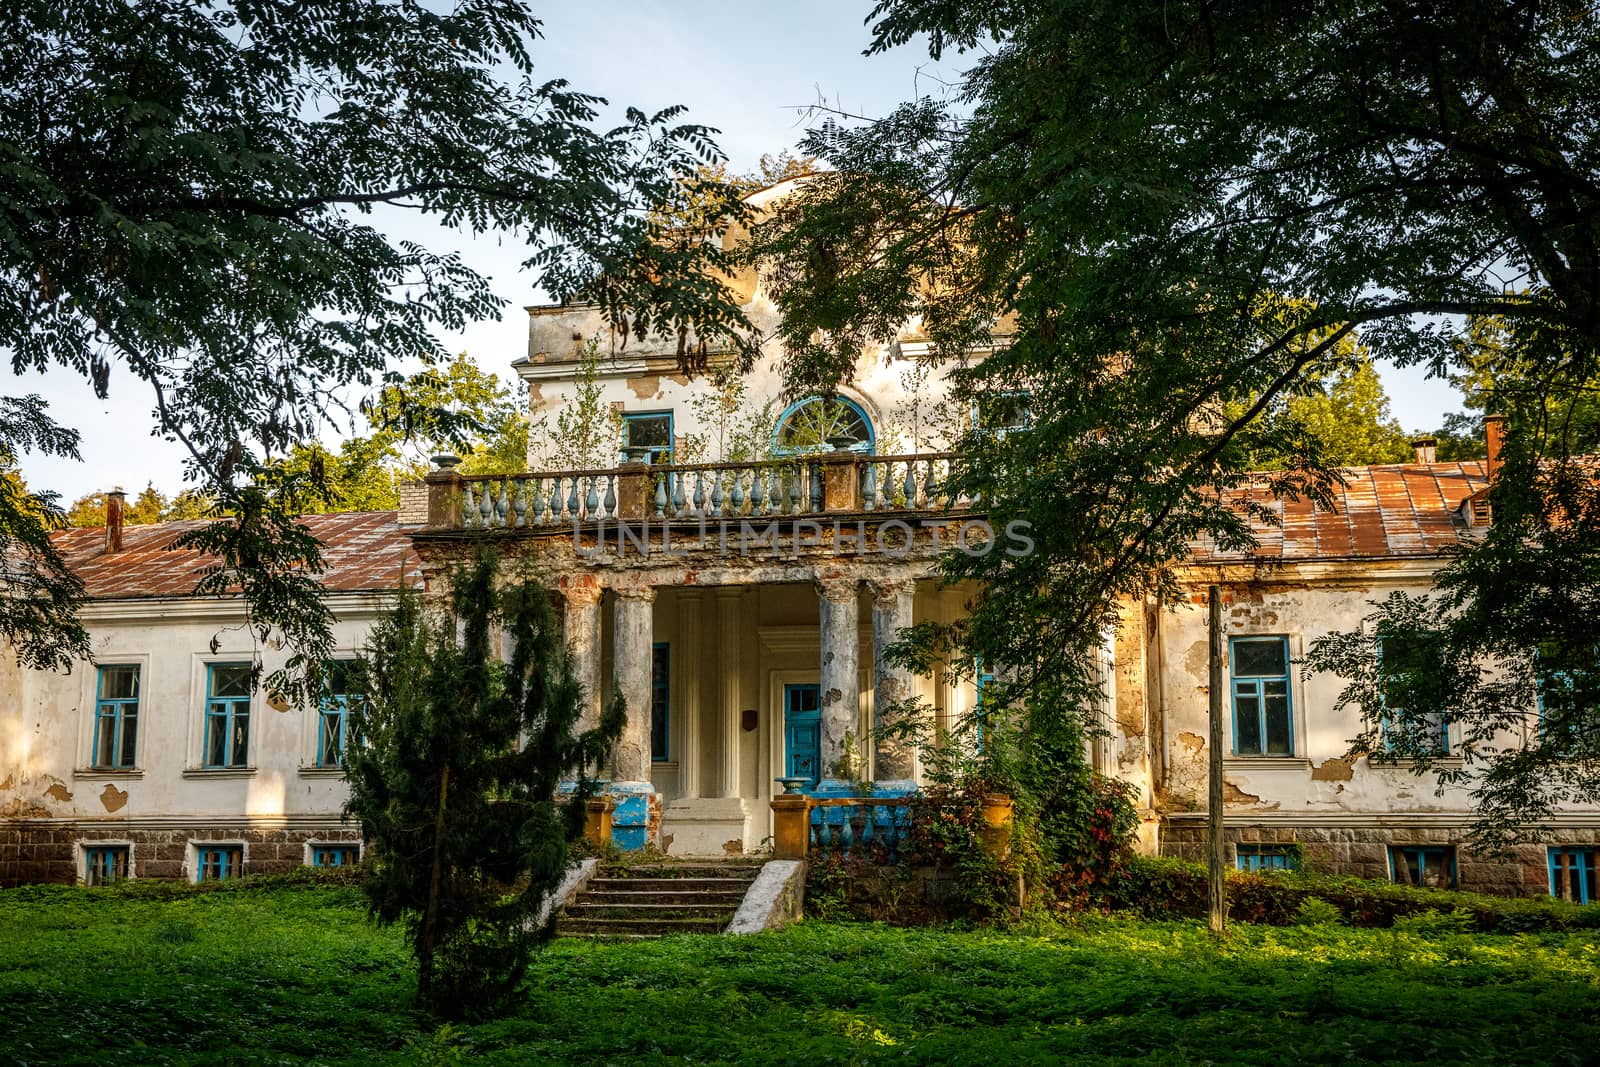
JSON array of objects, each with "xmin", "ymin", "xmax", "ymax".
[
  {"xmin": 1160, "ymin": 820, "xmax": 1600, "ymax": 898},
  {"xmin": 0, "ymin": 823, "xmax": 364, "ymax": 887}
]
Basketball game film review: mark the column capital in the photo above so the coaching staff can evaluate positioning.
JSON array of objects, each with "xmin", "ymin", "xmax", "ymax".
[
  {"xmin": 614, "ymin": 583, "xmax": 657, "ymax": 603},
  {"xmin": 558, "ymin": 576, "xmax": 604, "ymax": 607},
  {"xmin": 868, "ymin": 576, "xmax": 915, "ymax": 603},
  {"xmin": 813, "ymin": 569, "xmax": 860, "ymax": 603},
  {"xmin": 714, "ymin": 585, "xmax": 745, "ymax": 602},
  {"xmin": 677, "ymin": 586, "xmax": 704, "ymax": 603}
]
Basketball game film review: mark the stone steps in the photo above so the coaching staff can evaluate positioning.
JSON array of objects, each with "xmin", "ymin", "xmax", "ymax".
[{"xmin": 556, "ymin": 861, "xmax": 760, "ymax": 939}]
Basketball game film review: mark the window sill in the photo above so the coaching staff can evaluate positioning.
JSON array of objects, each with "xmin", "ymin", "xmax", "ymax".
[
  {"xmin": 73, "ymin": 768, "xmax": 145, "ymax": 780},
  {"xmin": 181, "ymin": 767, "xmax": 257, "ymax": 779},
  {"xmin": 297, "ymin": 766, "xmax": 348, "ymax": 779},
  {"xmin": 1366, "ymin": 755, "xmax": 1464, "ymax": 769},
  {"xmin": 1223, "ymin": 756, "xmax": 1312, "ymax": 769}
]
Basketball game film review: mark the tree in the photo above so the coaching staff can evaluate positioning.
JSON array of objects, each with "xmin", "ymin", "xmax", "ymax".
[
  {"xmin": 344, "ymin": 552, "xmax": 623, "ymax": 1017},
  {"xmin": 65, "ymin": 481, "xmax": 202, "ymax": 528},
  {"xmin": 2, "ymin": 1, "xmax": 754, "ymax": 698},
  {"xmin": 746, "ymin": 1, "xmax": 1600, "ymax": 836},
  {"xmin": 1234, "ymin": 347, "xmax": 1415, "ymax": 470}
]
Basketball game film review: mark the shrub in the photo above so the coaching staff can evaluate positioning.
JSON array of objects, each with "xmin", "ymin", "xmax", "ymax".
[
  {"xmin": 1293, "ymin": 897, "xmax": 1342, "ymax": 927},
  {"xmin": 1108, "ymin": 854, "xmax": 1600, "ymax": 932}
]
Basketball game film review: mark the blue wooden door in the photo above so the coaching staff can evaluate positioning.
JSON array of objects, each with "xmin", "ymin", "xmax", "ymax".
[{"xmin": 783, "ymin": 684, "xmax": 822, "ymax": 789}]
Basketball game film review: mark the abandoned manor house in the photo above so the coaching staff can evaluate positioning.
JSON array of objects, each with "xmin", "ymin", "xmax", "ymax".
[{"xmin": 2, "ymin": 180, "xmax": 1596, "ymax": 902}]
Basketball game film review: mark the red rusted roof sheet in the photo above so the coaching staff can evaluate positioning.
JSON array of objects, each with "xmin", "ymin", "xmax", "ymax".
[
  {"xmin": 1190, "ymin": 461, "xmax": 1488, "ymax": 563},
  {"xmin": 50, "ymin": 511, "xmax": 421, "ymax": 600}
]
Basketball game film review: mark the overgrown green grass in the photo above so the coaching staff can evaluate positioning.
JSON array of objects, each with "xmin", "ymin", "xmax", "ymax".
[{"xmin": 3, "ymin": 883, "xmax": 1599, "ymax": 1065}]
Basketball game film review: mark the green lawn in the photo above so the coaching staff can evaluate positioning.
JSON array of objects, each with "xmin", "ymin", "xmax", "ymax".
[{"xmin": 3, "ymin": 884, "xmax": 1598, "ymax": 1065}]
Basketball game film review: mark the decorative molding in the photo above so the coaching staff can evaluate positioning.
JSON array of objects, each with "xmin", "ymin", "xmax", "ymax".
[{"xmin": 180, "ymin": 768, "xmax": 258, "ymax": 780}]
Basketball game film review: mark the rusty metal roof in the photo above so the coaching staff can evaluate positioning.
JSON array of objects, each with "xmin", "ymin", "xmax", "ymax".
[
  {"xmin": 51, "ymin": 511, "xmax": 421, "ymax": 600},
  {"xmin": 1190, "ymin": 461, "xmax": 1488, "ymax": 563}
]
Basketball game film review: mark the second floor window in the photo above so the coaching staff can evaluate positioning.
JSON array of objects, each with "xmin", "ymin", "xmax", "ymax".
[
  {"xmin": 1230, "ymin": 636, "xmax": 1292, "ymax": 756},
  {"xmin": 974, "ymin": 391, "xmax": 1033, "ymax": 434},
  {"xmin": 92, "ymin": 665, "xmax": 140, "ymax": 769},
  {"xmin": 622, "ymin": 411, "xmax": 674, "ymax": 464},
  {"xmin": 318, "ymin": 660, "xmax": 356, "ymax": 767},
  {"xmin": 204, "ymin": 664, "xmax": 252, "ymax": 768}
]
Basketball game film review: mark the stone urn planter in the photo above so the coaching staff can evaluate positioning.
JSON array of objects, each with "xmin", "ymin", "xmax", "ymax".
[{"xmin": 978, "ymin": 793, "xmax": 1014, "ymax": 858}]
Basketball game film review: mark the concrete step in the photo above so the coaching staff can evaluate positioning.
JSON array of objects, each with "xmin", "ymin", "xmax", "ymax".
[
  {"xmin": 566, "ymin": 902, "xmax": 738, "ymax": 918},
  {"xmin": 582, "ymin": 888, "xmax": 748, "ymax": 907},
  {"xmin": 596, "ymin": 864, "xmax": 759, "ymax": 880},
  {"xmin": 559, "ymin": 915, "xmax": 730, "ymax": 936},
  {"xmin": 583, "ymin": 876, "xmax": 754, "ymax": 892}
]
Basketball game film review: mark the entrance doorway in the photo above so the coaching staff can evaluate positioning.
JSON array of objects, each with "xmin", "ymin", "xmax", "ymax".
[{"xmin": 782, "ymin": 683, "xmax": 821, "ymax": 789}]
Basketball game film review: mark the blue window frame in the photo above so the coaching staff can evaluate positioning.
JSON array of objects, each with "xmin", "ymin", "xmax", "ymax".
[
  {"xmin": 1390, "ymin": 845, "xmax": 1455, "ymax": 888},
  {"xmin": 196, "ymin": 845, "xmax": 242, "ymax": 882},
  {"xmin": 92, "ymin": 665, "xmax": 140, "ymax": 769},
  {"xmin": 1535, "ymin": 645, "xmax": 1596, "ymax": 753},
  {"xmin": 973, "ymin": 391, "xmax": 1033, "ymax": 434},
  {"xmin": 1377, "ymin": 636, "xmax": 1449, "ymax": 755},
  {"xmin": 84, "ymin": 845, "xmax": 129, "ymax": 885},
  {"xmin": 651, "ymin": 642, "xmax": 669, "ymax": 761},
  {"xmin": 621, "ymin": 411, "xmax": 674, "ymax": 464},
  {"xmin": 1230, "ymin": 636, "xmax": 1293, "ymax": 756},
  {"xmin": 1549, "ymin": 847, "xmax": 1597, "ymax": 903},
  {"xmin": 1236, "ymin": 844, "xmax": 1300, "ymax": 872},
  {"xmin": 311, "ymin": 845, "xmax": 360, "ymax": 868},
  {"xmin": 318, "ymin": 660, "xmax": 355, "ymax": 768},
  {"xmin": 974, "ymin": 658, "xmax": 997, "ymax": 751},
  {"xmin": 771, "ymin": 395, "xmax": 874, "ymax": 455},
  {"xmin": 203, "ymin": 664, "xmax": 252, "ymax": 768}
]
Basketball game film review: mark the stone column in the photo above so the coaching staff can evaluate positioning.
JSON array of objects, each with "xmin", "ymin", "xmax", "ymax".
[
  {"xmin": 676, "ymin": 589, "xmax": 702, "ymax": 799},
  {"xmin": 609, "ymin": 585, "xmax": 659, "ymax": 851},
  {"xmin": 871, "ymin": 577, "xmax": 918, "ymax": 791},
  {"xmin": 561, "ymin": 581, "xmax": 604, "ymax": 736},
  {"xmin": 611, "ymin": 586, "xmax": 657, "ymax": 783},
  {"xmin": 716, "ymin": 587, "xmax": 743, "ymax": 798},
  {"xmin": 815, "ymin": 572, "xmax": 861, "ymax": 790}
]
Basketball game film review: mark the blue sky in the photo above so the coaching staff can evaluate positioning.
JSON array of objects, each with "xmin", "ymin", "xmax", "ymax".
[{"xmin": 18, "ymin": 1, "xmax": 1462, "ymax": 502}]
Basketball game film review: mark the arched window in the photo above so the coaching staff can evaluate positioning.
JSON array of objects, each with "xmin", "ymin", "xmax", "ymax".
[{"xmin": 770, "ymin": 395, "xmax": 875, "ymax": 456}]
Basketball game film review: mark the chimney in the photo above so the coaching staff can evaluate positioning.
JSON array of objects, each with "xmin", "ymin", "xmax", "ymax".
[
  {"xmin": 1483, "ymin": 414, "xmax": 1507, "ymax": 481},
  {"xmin": 105, "ymin": 488, "xmax": 125, "ymax": 554},
  {"xmin": 1411, "ymin": 437, "xmax": 1437, "ymax": 464}
]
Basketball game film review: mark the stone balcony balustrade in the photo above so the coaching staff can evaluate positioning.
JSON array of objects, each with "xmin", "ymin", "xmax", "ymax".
[{"xmin": 419, "ymin": 451, "xmax": 978, "ymax": 532}]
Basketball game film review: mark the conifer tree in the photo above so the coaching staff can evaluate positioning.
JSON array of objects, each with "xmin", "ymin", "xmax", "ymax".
[{"xmin": 344, "ymin": 553, "xmax": 622, "ymax": 1017}]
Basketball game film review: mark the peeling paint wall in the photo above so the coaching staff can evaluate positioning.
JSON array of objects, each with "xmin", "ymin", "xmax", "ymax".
[{"xmin": 1149, "ymin": 560, "xmax": 1600, "ymax": 890}]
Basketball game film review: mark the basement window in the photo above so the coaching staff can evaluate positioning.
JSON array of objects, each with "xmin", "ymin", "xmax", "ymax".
[
  {"xmin": 311, "ymin": 845, "xmax": 360, "ymax": 868},
  {"xmin": 1230, "ymin": 636, "xmax": 1293, "ymax": 756},
  {"xmin": 196, "ymin": 845, "xmax": 243, "ymax": 883},
  {"xmin": 1236, "ymin": 844, "xmax": 1300, "ymax": 872},
  {"xmin": 1390, "ymin": 845, "xmax": 1455, "ymax": 889},
  {"xmin": 83, "ymin": 845, "xmax": 129, "ymax": 886},
  {"xmin": 1549, "ymin": 847, "xmax": 1597, "ymax": 903}
]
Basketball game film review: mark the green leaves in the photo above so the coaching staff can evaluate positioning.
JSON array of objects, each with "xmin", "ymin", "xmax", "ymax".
[
  {"xmin": 343, "ymin": 551, "xmax": 621, "ymax": 1017},
  {"xmin": 2, "ymin": 0, "xmax": 753, "ymax": 683}
]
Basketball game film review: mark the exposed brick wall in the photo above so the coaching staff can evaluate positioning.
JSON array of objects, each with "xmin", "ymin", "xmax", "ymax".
[
  {"xmin": 0, "ymin": 823, "xmax": 363, "ymax": 887},
  {"xmin": 397, "ymin": 480, "xmax": 429, "ymax": 526},
  {"xmin": 1159, "ymin": 820, "xmax": 1597, "ymax": 898}
]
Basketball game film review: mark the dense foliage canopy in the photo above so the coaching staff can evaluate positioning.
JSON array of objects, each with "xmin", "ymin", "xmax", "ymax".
[
  {"xmin": 751, "ymin": 0, "xmax": 1600, "ymax": 835},
  {"xmin": 1, "ymin": 0, "xmax": 752, "ymax": 692}
]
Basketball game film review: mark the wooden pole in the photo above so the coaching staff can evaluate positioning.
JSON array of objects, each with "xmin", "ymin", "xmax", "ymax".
[{"xmin": 1207, "ymin": 584, "xmax": 1226, "ymax": 935}]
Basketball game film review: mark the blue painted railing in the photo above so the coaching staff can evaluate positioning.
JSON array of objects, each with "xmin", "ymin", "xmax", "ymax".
[{"xmin": 808, "ymin": 796, "xmax": 915, "ymax": 864}]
